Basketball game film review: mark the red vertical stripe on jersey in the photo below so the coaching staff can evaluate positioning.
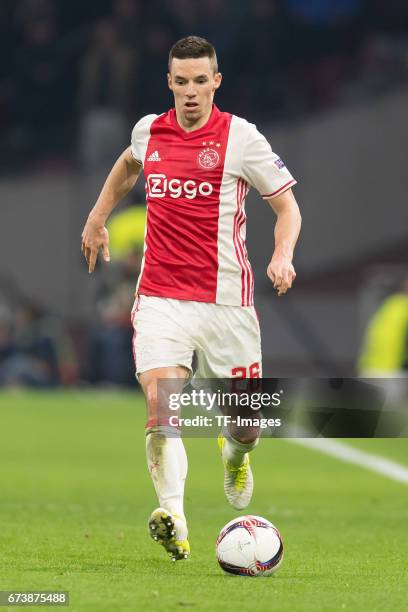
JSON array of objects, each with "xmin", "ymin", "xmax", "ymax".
[
  {"xmin": 233, "ymin": 179, "xmax": 246, "ymax": 305},
  {"xmin": 233, "ymin": 178, "xmax": 253, "ymax": 306},
  {"xmin": 238, "ymin": 179, "xmax": 250, "ymax": 305},
  {"xmin": 239, "ymin": 181, "xmax": 254, "ymax": 305},
  {"xmin": 240, "ymin": 178, "xmax": 250, "ymax": 305},
  {"xmin": 237, "ymin": 181, "xmax": 252, "ymax": 305}
]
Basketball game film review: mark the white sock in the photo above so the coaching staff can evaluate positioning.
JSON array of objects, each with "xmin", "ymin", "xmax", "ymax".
[
  {"xmin": 223, "ymin": 433, "xmax": 259, "ymax": 467},
  {"xmin": 146, "ymin": 427, "xmax": 188, "ymax": 539}
]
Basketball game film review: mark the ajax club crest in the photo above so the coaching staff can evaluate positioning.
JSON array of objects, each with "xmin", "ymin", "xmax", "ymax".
[{"xmin": 198, "ymin": 141, "xmax": 221, "ymax": 169}]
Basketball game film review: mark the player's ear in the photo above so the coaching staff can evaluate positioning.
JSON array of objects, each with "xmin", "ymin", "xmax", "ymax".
[
  {"xmin": 213, "ymin": 72, "xmax": 222, "ymax": 91},
  {"xmin": 167, "ymin": 73, "xmax": 173, "ymax": 91}
]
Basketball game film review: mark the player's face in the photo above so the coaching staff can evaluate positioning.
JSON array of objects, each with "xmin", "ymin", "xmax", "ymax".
[{"xmin": 168, "ymin": 57, "xmax": 222, "ymax": 128}]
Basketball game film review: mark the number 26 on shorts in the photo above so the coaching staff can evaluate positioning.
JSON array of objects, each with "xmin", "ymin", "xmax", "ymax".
[{"xmin": 231, "ymin": 362, "xmax": 260, "ymax": 392}]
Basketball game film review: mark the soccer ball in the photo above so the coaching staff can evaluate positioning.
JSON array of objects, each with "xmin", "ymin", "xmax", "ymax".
[{"xmin": 216, "ymin": 515, "xmax": 283, "ymax": 576}]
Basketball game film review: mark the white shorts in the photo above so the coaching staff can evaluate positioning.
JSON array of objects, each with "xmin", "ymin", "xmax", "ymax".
[{"xmin": 131, "ymin": 295, "xmax": 262, "ymax": 379}]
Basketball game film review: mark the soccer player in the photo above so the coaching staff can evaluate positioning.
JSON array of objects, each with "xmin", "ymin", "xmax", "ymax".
[{"xmin": 81, "ymin": 36, "xmax": 301, "ymax": 561}]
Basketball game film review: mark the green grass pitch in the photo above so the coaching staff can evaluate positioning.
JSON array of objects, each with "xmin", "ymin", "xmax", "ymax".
[{"xmin": 0, "ymin": 390, "xmax": 407, "ymax": 611}]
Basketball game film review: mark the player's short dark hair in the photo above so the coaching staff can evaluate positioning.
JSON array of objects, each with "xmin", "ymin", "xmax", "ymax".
[{"xmin": 168, "ymin": 36, "xmax": 218, "ymax": 74}]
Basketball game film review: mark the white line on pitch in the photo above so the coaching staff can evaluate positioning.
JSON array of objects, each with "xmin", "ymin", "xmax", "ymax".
[{"xmin": 287, "ymin": 437, "xmax": 408, "ymax": 484}]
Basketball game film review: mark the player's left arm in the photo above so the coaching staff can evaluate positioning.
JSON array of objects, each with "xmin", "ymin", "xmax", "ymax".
[{"xmin": 266, "ymin": 188, "xmax": 301, "ymax": 296}]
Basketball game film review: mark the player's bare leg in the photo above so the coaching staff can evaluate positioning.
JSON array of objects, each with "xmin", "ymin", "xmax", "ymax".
[{"xmin": 140, "ymin": 366, "xmax": 190, "ymax": 561}]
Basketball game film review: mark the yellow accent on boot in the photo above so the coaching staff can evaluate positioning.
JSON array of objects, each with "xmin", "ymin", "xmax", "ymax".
[
  {"xmin": 218, "ymin": 433, "xmax": 225, "ymax": 452},
  {"xmin": 218, "ymin": 434, "xmax": 254, "ymax": 510},
  {"xmin": 148, "ymin": 508, "xmax": 190, "ymax": 561},
  {"xmin": 226, "ymin": 455, "xmax": 250, "ymax": 492}
]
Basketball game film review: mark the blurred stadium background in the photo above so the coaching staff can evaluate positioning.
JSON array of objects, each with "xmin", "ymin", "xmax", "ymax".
[
  {"xmin": 1, "ymin": 0, "xmax": 408, "ymax": 387},
  {"xmin": 1, "ymin": 4, "xmax": 408, "ymax": 609}
]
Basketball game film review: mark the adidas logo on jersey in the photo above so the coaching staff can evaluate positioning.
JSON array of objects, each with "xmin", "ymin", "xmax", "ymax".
[{"xmin": 147, "ymin": 150, "xmax": 161, "ymax": 162}]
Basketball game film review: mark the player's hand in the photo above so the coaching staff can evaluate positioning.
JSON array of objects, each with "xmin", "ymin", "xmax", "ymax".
[
  {"xmin": 81, "ymin": 216, "xmax": 110, "ymax": 273},
  {"xmin": 267, "ymin": 253, "xmax": 296, "ymax": 296}
]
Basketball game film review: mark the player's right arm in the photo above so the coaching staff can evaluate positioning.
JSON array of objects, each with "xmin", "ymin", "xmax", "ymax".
[{"xmin": 81, "ymin": 147, "xmax": 142, "ymax": 273}]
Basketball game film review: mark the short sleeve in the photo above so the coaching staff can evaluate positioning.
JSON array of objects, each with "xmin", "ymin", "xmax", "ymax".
[
  {"xmin": 130, "ymin": 114, "xmax": 157, "ymax": 166},
  {"xmin": 241, "ymin": 124, "xmax": 297, "ymax": 199}
]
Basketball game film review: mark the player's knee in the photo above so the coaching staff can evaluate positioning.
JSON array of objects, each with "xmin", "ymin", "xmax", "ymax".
[
  {"xmin": 145, "ymin": 383, "xmax": 158, "ymax": 415},
  {"xmin": 144, "ymin": 380, "xmax": 175, "ymax": 424},
  {"xmin": 230, "ymin": 426, "xmax": 259, "ymax": 445}
]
